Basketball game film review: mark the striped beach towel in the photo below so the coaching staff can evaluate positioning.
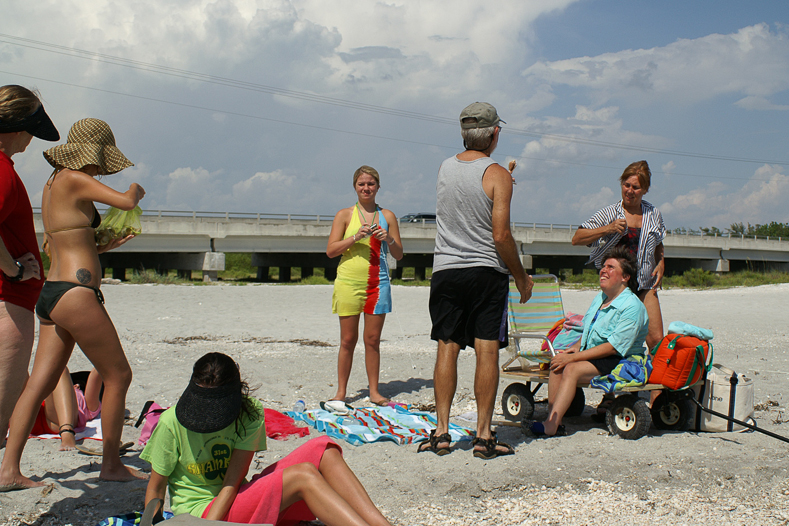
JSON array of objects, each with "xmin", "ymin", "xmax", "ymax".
[{"xmin": 286, "ymin": 405, "xmax": 474, "ymax": 446}]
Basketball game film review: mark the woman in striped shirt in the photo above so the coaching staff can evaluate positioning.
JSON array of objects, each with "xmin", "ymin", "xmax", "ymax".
[{"xmin": 572, "ymin": 160, "xmax": 666, "ymax": 350}]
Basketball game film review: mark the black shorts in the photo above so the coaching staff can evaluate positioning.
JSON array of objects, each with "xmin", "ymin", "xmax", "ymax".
[
  {"xmin": 588, "ymin": 355, "xmax": 622, "ymax": 376},
  {"xmin": 429, "ymin": 267, "xmax": 509, "ymax": 350}
]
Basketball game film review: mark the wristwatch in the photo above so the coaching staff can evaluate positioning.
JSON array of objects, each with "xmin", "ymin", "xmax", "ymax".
[{"xmin": 5, "ymin": 261, "xmax": 24, "ymax": 282}]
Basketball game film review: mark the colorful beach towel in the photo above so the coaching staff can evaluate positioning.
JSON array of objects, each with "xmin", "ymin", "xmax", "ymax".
[
  {"xmin": 286, "ymin": 405, "xmax": 474, "ymax": 446},
  {"xmin": 96, "ymin": 510, "xmax": 173, "ymax": 526},
  {"xmin": 590, "ymin": 355, "xmax": 653, "ymax": 393}
]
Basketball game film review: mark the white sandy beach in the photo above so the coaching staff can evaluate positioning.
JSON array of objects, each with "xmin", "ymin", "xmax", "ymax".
[{"xmin": 2, "ymin": 283, "xmax": 789, "ymax": 525}]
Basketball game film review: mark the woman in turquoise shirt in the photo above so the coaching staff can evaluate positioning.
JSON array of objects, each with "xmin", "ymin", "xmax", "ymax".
[{"xmin": 527, "ymin": 246, "xmax": 648, "ymax": 438}]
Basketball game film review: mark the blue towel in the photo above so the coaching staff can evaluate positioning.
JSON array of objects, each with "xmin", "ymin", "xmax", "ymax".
[
  {"xmin": 286, "ymin": 405, "xmax": 474, "ymax": 446},
  {"xmin": 590, "ymin": 355, "xmax": 653, "ymax": 393}
]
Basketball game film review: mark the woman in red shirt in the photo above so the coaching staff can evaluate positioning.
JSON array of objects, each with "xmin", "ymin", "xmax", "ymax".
[{"xmin": 0, "ymin": 85, "xmax": 59, "ymax": 449}]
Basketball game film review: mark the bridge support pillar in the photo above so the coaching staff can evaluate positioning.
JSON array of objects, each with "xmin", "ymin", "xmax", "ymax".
[
  {"xmin": 325, "ymin": 267, "xmax": 337, "ymax": 280},
  {"xmin": 279, "ymin": 267, "xmax": 291, "ymax": 282},
  {"xmin": 112, "ymin": 267, "xmax": 126, "ymax": 281},
  {"xmin": 256, "ymin": 266, "xmax": 270, "ymax": 282},
  {"xmin": 301, "ymin": 266, "xmax": 314, "ymax": 279},
  {"xmin": 694, "ymin": 259, "xmax": 730, "ymax": 273}
]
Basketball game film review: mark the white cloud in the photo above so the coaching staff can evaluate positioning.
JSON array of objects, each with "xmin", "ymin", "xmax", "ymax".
[
  {"xmin": 164, "ymin": 167, "xmax": 224, "ymax": 210},
  {"xmin": 569, "ymin": 186, "xmax": 617, "ymax": 220},
  {"xmin": 516, "ymin": 105, "xmax": 669, "ymax": 175},
  {"xmin": 660, "ymin": 165, "xmax": 789, "ymax": 227},
  {"xmin": 522, "ymin": 24, "xmax": 789, "ymax": 108},
  {"xmin": 734, "ymin": 96, "xmax": 789, "ymax": 111},
  {"xmin": 661, "ymin": 161, "xmax": 676, "ymax": 174}
]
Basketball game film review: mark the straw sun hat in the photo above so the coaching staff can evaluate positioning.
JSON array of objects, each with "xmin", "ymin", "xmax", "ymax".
[{"xmin": 43, "ymin": 118, "xmax": 133, "ymax": 175}]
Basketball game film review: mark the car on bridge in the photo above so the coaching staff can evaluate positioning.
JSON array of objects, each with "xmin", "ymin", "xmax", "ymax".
[{"xmin": 400, "ymin": 213, "xmax": 436, "ymax": 224}]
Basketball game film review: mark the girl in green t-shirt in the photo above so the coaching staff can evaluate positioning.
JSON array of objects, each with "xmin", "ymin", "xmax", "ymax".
[{"xmin": 142, "ymin": 352, "xmax": 391, "ymax": 526}]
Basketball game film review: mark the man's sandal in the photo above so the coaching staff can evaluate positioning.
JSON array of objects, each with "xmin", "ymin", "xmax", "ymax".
[
  {"xmin": 472, "ymin": 432, "xmax": 515, "ymax": 459},
  {"xmin": 416, "ymin": 429, "xmax": 452, "ymax": 456}
]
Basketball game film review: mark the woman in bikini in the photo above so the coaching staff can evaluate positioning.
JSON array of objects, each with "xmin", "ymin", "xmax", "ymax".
[
  {"xmin": 326, "ymin": 166, "xmax": 403, "ymax": 407},
  {"xmin": 0, "ymin": 118, "xmax": 147, "ymax": 491}
]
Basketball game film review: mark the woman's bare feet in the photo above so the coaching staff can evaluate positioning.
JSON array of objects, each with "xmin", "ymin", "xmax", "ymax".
[
  {"xmin": 99, "ymin": 463, "xmax": 149, "ymax": 482},
  {"xmin": 59, "ymin": 425, "xmax": 77, "ymax": 451},
  {"xmin": 0, "ymin": 471, "xmax": 45, "ymax": 492}
]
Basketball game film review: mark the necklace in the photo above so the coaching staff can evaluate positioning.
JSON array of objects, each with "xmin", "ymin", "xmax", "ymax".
[{"xmin": 356, "ymin": 202, "xmax": 378, "ymax": 226}]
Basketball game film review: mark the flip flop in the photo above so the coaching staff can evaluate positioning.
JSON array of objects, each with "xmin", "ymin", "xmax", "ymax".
[
  {"xmin": 320, "ymin": 400, "xmax": 354, "ymax": 415},
  {"xmin": 371, "ymin": 398, "xmax": 392, "ymax": 407},
  {"xmin": 76, "ymin": 441, "xmax": 135, "ymax": 456}
]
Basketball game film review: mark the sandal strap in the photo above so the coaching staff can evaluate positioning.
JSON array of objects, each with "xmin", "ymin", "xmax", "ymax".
[{"xmin": 429, "ymin": 430, "xmax": 452, "ymax": 447}]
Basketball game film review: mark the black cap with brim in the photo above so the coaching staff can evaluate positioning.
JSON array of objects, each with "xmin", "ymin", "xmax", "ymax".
[
  {"xmin": 175, "ymin": 380, "xmax": 242, "ymax": 434},
  {"xmin": 0, "ymin": 104, "xmax": 59, "ymax": 141}
]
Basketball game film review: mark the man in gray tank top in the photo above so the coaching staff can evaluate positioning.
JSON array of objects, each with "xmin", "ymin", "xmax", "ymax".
[{"xmin": 418, "ymin": 102, "xmax": 534, "ymax": 459}]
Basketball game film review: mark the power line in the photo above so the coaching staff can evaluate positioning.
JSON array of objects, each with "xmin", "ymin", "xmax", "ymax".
[
  {"xmin": 1, "ymin": 70, "xmax": 777, "ymax": 184},
  {"xmin": 2, "ymin": 33, "xmax": 788, "ymax": 166}
]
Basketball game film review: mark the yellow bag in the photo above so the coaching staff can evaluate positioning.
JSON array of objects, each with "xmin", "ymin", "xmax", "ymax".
[{"xmin": 95, "ymin": 206, "xmax": 143, "ymax": 245}]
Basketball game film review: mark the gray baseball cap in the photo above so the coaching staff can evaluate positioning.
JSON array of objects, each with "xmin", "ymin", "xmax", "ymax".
[{"xmin": 459, "ymin": 102, "xmax": 505, "ymax": 129}]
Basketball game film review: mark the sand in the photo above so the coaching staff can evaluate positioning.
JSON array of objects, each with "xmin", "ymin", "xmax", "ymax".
[{"xmin": 1, "ymin": 283, "xmax": 789, "ymax": 525}]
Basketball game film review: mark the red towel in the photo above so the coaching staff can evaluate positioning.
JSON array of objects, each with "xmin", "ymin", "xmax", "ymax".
[{"xmin": 264, "ymin": 408, "xmax": 310, "ymax": 440}]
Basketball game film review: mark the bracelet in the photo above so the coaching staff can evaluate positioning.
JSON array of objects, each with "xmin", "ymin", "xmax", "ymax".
[{"xmin": 4, "ymin": 261, "xmax": 24, "ymax": 282}]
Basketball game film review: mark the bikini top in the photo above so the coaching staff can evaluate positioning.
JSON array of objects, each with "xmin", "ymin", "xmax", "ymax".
[{"xmin": 44, "ymin": 204, "xmax": 101, "ymax": 235}]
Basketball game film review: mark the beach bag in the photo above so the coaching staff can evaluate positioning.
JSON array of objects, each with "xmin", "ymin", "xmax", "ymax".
[
  {"xmin": 693, "ymin": 364, "xmax": 755, "ymax": 432},
  {"xmin": 95, "ymin": 206, "xmax": 143, "ymax": 245},
  {"xmin": 136, "ymin": 401, "xmax": 167, "ymax": 446},
  {"xmin": 648, "ymin": 332, "xmax": 713, "ymax": 390}
]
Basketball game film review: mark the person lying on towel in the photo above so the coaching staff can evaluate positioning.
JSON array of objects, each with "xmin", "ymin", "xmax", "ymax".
[
  {"xmin": 142, "ymin": 352, "xmax": 393, "ymax": 526},
  {"xmin": 29, "ymin": 367, "xmax": 102, "ymax": 450},
  {"xmin": 525, "ymin": 246, "xmax": 648, "ymax": 437}
]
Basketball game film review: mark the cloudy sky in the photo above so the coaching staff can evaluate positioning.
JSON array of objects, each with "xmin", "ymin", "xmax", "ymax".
[{"xmin": 2, "ymin": 0, "xmax": 788, "ymax": 229}]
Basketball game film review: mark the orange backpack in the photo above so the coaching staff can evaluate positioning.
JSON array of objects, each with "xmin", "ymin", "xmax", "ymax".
[{"xmin": 648, "ymin": 333, "xmax": 713, "ymax": 390}]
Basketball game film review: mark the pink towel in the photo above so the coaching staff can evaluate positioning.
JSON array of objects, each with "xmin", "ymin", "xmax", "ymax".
[{"xmin": 202, "ymin": 436, "xmax": 340, "ymax": 526}]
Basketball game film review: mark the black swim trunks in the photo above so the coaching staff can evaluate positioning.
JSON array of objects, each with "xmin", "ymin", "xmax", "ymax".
[{"xmin": 429, "ymin": 266, "xmax": 509, "ymax": 350}]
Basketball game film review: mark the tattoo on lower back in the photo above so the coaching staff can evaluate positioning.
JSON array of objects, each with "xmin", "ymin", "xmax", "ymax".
[{"xmin": 76, "ymin": 268, "xmax": 92, "ymax": 284}]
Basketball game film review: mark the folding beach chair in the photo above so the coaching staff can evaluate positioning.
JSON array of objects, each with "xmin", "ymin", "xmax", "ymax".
[
  {"xmin": 501, "ymin": 274, "xmax": 565, "ymax": 371},
  {"xmin": 499, "ymin": 274, "xmax": 589, "ymax": 421}
]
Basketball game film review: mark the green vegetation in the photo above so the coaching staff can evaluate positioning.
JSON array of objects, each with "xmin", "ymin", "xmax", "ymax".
[
  {"xmin": 221, "ymin": 253, "xmax": 256, "ymax": 280},
  {"xmin": 559, "ymin": 268, "xmax": 789, "ymax": 290},
  {"xmin": 672, "ymin": 221, "xmax": 789, "ymax": 239},
  {"xmin": 126, "ymin": 269, "xmax": 191, "ymax": 285},
  {"xmin": 40, "ymin": 249, "xmax": 787, "ymax": 289}
]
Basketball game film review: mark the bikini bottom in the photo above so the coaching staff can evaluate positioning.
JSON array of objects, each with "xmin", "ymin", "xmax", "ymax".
[{"xmin": 35, "ymin": 281, "xmax": 105, "ymax": 322}]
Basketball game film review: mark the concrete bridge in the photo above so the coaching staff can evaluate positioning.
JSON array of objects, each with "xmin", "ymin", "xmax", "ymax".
[{"xmin": 34, "ymin": 209, "xmax": 789, "ymax": 281}]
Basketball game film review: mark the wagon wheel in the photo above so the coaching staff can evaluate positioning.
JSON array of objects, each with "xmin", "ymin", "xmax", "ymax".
[
  {"xmin": 565, "ymin": 387, "xmax": 586, "ymax": 417},
  {"xmin": 501, "ymin": 383, "xmax": 535, "ymax": 421},
  {"xmin": 606, "ymin": 394, "xmax": 652, "ymax": 440},
  {"xmin": 651, "ymin": 392, "xmax": 694, "ymax": 431}
]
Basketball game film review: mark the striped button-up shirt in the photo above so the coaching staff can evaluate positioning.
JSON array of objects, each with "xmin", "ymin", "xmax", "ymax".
[{"xmin": 580, "ymin": 200, "xmax": 666, "ymax": 290}]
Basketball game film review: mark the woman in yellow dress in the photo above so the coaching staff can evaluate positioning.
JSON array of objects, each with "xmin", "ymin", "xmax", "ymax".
[{"xmin": 326, "ymin": 166, "xmax": 403, "ymax": 406}]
